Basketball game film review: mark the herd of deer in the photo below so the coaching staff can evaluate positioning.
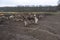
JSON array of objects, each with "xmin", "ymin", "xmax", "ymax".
[{"xmin": 0, "ymin": 13, "xmax": 45, "ymax": 26}]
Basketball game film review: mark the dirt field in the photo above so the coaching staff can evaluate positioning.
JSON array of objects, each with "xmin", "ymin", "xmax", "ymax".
[{"xmin": 0, "ymin": 14, "xmax": 60, "ymax": 40}]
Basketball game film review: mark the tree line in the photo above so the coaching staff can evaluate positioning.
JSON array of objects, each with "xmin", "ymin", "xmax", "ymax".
[{"xmin": 0, "ymin": 6, "xmax": 58, "ymax": 12}]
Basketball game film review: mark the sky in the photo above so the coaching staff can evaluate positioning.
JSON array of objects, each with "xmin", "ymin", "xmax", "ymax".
[{"xmin": 0, "ymin": 0, "xmax": 58, "ymax": 7}]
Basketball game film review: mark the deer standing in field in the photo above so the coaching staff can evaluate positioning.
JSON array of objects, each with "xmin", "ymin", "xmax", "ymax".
[{"xmin": 23, "ymin": 14, "xmax": 38, "ymax": 26}]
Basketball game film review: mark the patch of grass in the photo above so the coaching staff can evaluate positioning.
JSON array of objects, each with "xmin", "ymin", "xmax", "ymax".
[{"xmin": 0, "ymin": 12, "xmax": 59, "ymax": 15}]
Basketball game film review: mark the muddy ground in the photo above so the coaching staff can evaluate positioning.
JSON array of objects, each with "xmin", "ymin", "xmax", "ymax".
[{"xmin": 0, "ymin": 14, "xmax": 60, "ymax": 40}]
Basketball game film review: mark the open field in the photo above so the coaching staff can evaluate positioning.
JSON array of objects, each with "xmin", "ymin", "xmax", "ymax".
[
  {"xmin": 0, "ymin": 12, "xmax": 60, "ymax": 40},
  {"xmin": 0, "ymin": 12, "xmax": 59, "ymax": 14}
]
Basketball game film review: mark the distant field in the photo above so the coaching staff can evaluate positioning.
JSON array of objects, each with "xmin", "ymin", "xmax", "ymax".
[{"xmin": 0, "ymin": 12, "xmax": 60, "ymax": 15}]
